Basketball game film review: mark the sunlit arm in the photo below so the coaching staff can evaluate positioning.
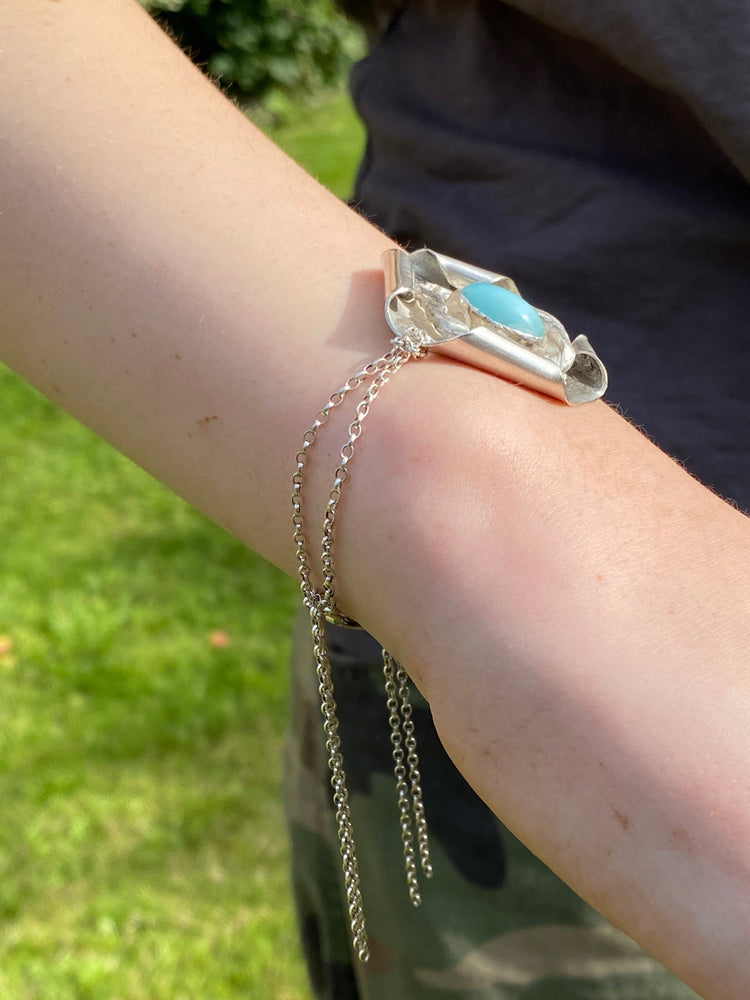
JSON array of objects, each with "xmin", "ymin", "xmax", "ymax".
[{"xmin": 1, "ymin": 3, "xmax": 749, "ymax": 997}]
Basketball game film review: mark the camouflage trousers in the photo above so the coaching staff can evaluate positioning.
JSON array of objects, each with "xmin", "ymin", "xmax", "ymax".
[{"xmin": 285, "ymin": 611, "xmax": 700, "ymax": 1000}]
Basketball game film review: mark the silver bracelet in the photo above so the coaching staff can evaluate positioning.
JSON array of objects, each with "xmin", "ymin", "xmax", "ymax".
[{"xmin": 291, "ymin": 247, "xmax": 607, "ymax": 961}]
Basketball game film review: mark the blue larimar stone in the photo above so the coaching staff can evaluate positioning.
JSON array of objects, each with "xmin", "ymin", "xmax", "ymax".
[{"xmin": 461, "ymin": 282, "xmax": 545, "ymax": 339}]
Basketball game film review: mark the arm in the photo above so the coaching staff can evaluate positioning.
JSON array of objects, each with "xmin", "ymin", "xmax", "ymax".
[{"xmin": 2, "ymin": 3, "xmax": 749, "ymax": 997}]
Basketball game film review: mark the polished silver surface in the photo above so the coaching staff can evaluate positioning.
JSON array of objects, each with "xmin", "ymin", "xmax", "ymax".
[{"xmin": 383, "ymin": 247, "xmax": 608, "ymax": 404}]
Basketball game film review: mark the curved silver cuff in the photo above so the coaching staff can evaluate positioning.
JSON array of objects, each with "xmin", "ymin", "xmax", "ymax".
[{"xmin": 383, "ymin": 248, "xmax": 607, "ymax": 405}]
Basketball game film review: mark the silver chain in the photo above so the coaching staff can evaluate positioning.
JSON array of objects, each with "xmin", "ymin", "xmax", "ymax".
[
  {"xmin": 383, "ymin": 649, "xmax": 433, "ymax": 903},
  {"xmin": 395, "ymin": 657, "xmax": 433, "ymax": 879},
  {"xmin": 292, "ymin": 334, "xmax": 432, "ymax": 961}
]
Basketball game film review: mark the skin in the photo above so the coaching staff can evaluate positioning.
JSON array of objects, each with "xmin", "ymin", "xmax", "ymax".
[{"xmin": 1, "ymin": 2, "xmax": 749, "ymax": 996}]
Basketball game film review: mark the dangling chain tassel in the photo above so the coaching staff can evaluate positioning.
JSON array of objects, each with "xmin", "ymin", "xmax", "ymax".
[
  {"xmin": 382, "ymin": 649, "xmax": 433, "ymax": 903},
  {"xmin": 309, "ymin": 604, "xmax": 369, "ymax": 960},
  {"xmin": 292, "ymin": 335, "xmax": 432, "ymax": 960}
]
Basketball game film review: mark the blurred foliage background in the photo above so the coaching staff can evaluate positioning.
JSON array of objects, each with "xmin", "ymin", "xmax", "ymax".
[
  {"xmin": 140, "ymin": 0, "xmax": 366, "ymax": 120},
  {"xmin": 0, "ymin": 3, "xmax": 366, "ymax": 998}
]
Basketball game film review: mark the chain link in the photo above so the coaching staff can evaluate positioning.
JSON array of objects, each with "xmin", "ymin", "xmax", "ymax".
[
  {"xmin": 320, "ymin": 348, "xmax": 415, "ymax": 617},
  {"xmin": 383, "ymin": 650, "xmax": 423, "ymax": 903},
  {"xmin": 292, "ymin": 351, "xmax": 398, "ymax": 613},
  {"xmin": 291, "ymin": 334, "xmax": 431, "ymax": 960},
  {"xmin": 309, "ymin": 608, "xmax": 368, "ymax": 958},
  {"xmin": 395, "ymin": 660, "xmax": 433, "ymax": 878}
]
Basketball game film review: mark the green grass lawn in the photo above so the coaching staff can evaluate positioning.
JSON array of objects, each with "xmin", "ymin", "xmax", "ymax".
[
  {"xmin": 260, "ymin": 91, "xmax": 365, "ymax": 200},
  {"xmin": 0, "ymin": 89, "xmax": 364, "ymax": 1000}
]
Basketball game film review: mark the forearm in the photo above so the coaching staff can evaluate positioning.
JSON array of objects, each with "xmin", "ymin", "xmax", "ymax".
[
  {"xmin": 0, "ymin": 0, "xmax": 393, "ymax": 575},
  {"xmin": 351, "ymin": 371, "xmax": 750, "ymax": 998},
  {"xmin": 2, "ymin": 3, "xmax": 750, "ymax": 997}
]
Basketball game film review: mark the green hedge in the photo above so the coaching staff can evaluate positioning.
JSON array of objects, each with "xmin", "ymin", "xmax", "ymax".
[{"xmin": 143, "ymin": 0, "xmax": 364, "ymax": 105}]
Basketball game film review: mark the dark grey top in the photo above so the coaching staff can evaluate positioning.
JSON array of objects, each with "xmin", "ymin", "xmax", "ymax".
[{"xmin": 345, "ymin": 0, "xmax": 750, "ymax": 508}]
